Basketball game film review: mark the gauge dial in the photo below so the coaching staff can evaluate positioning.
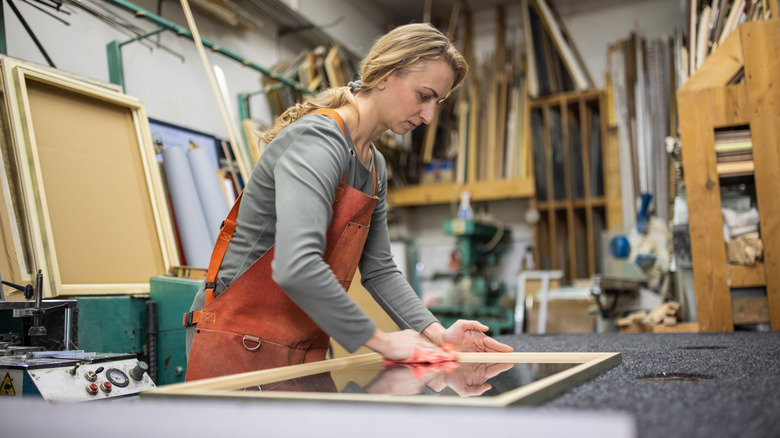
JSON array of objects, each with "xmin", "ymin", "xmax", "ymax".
[{"xmin": 106, "ymin": 368, "xmax": 129, "ymax": 387}]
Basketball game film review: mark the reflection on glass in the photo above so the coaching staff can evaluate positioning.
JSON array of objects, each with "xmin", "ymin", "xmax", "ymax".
[{"xmin": 236, "ymin": 362, "xmax": 578, "ymax": 398}]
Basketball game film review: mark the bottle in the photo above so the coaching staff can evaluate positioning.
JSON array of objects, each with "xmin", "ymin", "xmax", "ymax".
[
  {"xmin": 521, "ymin": 246, "xmax": 536, "ymax": 271},
  {"xmin": 458, "ymin": 191, "xmax": 474, "ymax": 220}
]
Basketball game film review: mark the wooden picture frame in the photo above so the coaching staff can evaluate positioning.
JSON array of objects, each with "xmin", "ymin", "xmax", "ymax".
[
  {"xmin": 0, "ymin": 58, "xmax": 180, "ymax": 297},
  {"xmin": 144, "ymin": 352, "xmax": 621, "ymax": 407}
]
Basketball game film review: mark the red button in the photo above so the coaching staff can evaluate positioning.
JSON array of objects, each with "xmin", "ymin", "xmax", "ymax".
[
  {"xmin": 103, "ymin": 382, "xmax": 112, "ymax": 389},
  {"xmin": 90, "ymin": 384, "xmax": 98, "ymax": 390}
]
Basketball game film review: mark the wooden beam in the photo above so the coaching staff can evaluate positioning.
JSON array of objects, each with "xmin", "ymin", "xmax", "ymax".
[
  {"xmin": 741, "ymin": 19, "xmax": 780, "ymax": 331},
  {"xmin": 679, "ymin": 22, "xmax": 744, "ymax": 93},
  {"xmin": 678, "ymin": 88, "xmax": 734, "ymax": 332}
]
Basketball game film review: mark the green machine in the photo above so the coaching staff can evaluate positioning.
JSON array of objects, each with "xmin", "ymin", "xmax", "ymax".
[
  {"xmin": 429, "ymin": 218, "xmax": 514, "ymax": 334},
  {"xmin": 149, "ymin": 276, "xmax": 201, "ymax": 385}
]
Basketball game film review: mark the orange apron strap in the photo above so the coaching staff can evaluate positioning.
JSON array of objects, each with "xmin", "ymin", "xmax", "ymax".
[
  {"xmin": 312, "ymin": 108, "xmax": 345, "ymax": 134},
  {"xmin": 204, "ymin": 190, "xmax": 243, "ymax": 304},
  {"xmin": 311, "ymin": 109, "xmax": 377, "ymax": 196}
]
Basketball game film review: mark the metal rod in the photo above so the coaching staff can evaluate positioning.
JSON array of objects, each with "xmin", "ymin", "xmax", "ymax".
[
  {"xmin": 34, "ymin": 269, "xmax": 43, "ymax": 308},
  {"xmin": 101, "ymin": 0, "xmax": 313, "ymax": 94},
  {"xmin": 118, "ymin": 26, "xmax": 165, "ymax": 47},
  {"xmin": 0, "ymin": 0, "xmax": 6, "ymax": 54},
  {"xmin": 5, "ymin": 0, "xmax": 56, "ymax": 67},
  {"xmin": 63, "ymin": 306, "xmax": 72, "ymax": 350},
  {"xmin": 21, "ymin": 0, "xmax": 70, "ymax": 25}
]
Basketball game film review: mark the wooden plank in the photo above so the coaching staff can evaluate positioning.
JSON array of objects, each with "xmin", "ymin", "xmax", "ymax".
[
  {"xmin": 530, "ymin": 0, "xmax": 590, "ymax": 91},
  {"xmin": 604, "ymin": 129, "xmax": 623, "ymax": 231},
  {"xmin": 741, "ymin": 19, "xmax": 780, "ymax": 331},
  {"xmin": 521, "ymin": 0, "xmax": 539, "ymax": 97},
  {"xmin": 495, "ymin": 69, "xmax": 509, "ymax": 179},
  {"xmin": 485, "ymin": 75, "xmax": 498, "ymax": 180},
  {"xmin": 709, "ymin": 83, "xmax": 749, "ymax": 127},
  {"xmin": 579, "ymin": 99, "xmax": 595, "ymax": 276},
  {"xmin": 731, "ymin": 296, "xmax": 770, "ymax": 325},
  {"xmin": 387, "ymin": 179, "xmax": 534, "ymax": 207},
  {"xmin": 728, "ymin": 263, "xmax": 766, "ymax": 287},
  {"xmin": 679, "ymin": 20, "xmax": 744, "ymax": 92},
  {"xmin": 560, "ymin": 101, "xmax": 576, "ymax": 279},
  {"xmin": 467, "ymin": 83, "xmax": 479, "ymax": 183},
  {"xmin": 678, "ymin": 88, "xmax": 734, "ymax": 331},
  {"xmin": 542, "ymin": 104, "xmax": 559, "ymax": 271},
  {"xmin": 421, "ymin": 106, "xmax": 440, "ymax": 163},
  {"xmin": 716, "ymin": 160, "xmax": 754, "ymax": 176}
]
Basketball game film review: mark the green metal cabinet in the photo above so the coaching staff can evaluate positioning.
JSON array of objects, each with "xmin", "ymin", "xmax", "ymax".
[
  {"xmin": 76, "ymin": 296, "xmax": 147, "ymax": 354},
  {"xmin": 149, "ymin": 276, "xmax": 201, "ymax": 385}
]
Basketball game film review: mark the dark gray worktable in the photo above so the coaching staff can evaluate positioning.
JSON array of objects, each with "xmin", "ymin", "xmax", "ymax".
[{"xmin": 496, "ymin": 331, "xmax": 780, "ymax": 438}]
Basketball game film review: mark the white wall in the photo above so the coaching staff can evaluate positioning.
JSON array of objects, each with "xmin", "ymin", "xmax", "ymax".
[
  {"xmin": 553, "ymin": 0, "xmax": 687, "ymax": 88},
  {"xmin": 3, "ymin": 0, "xmax": 383, "ymax": 137}
]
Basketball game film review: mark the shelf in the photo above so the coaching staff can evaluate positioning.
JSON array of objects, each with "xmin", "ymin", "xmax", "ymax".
[
  {"xmin": 536, "ymin": 197, "xmax": 607, "ymax": 210},
  {"xmin": 729, "ymin": 263, "xmax": 766, "ymax": 288},
  {"xmin": 529, "ymin": 90, "xmax": 611, "ymax": 282},
  {"xmin": 387, "ymin": 178, "xmax": 534, "ymax": 207}
]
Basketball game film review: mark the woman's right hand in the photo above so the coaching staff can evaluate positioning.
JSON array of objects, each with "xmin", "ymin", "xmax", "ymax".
[{"xmin": 364, "ymin": 329, "xmax": 441, "ymax": 361}]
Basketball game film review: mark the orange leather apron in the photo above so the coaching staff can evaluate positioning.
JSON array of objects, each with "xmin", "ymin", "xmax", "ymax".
[{"xmin": 185, "ymin": 109, "xmax": 378, "ymax": 381}]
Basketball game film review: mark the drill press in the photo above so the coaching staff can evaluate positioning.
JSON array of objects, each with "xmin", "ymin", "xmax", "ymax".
[{"xmin": 428, "ymin": 218, "xmax": 513, "ymax": 334}]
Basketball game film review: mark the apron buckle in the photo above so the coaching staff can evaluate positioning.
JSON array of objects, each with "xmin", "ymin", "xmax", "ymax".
[{"xmin": 242, "ymin": 335, "xmax": 262, "ymax": 351}]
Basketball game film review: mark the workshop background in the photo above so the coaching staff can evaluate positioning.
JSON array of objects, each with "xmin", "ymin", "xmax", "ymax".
[{"xmin": 1, "ymin": 0, "xmax": 779, "ymax": 437}]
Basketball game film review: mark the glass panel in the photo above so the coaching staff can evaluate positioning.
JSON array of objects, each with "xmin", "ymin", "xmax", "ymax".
[{"xmin": 236, "ymin": 362, "xmax": 578, "ymax": 399}]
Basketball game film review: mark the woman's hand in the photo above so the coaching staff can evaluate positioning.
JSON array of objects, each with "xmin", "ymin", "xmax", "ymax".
[
  {"xmin": 441, "ymin": 320, "xmax": 513, "ymax": 353},
  {"xmin": 365, "ymin": 329, "xmax": 441, "ymax": 361}
]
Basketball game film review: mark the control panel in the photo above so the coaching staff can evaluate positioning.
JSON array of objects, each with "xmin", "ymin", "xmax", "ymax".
[{"xmin": 22, "ymin": 358, "xmax": 156, "ymax": 402}]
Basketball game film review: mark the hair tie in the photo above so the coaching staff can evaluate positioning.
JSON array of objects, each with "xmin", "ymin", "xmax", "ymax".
[{"xmin": 347, "ymin": 80, "xmax": 361, "ymax": 91}]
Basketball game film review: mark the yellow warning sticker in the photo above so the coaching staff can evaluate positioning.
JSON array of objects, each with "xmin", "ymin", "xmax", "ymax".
[{"xmin": 1, "ymin": 372, "xmax": 16, "ymax": 396}]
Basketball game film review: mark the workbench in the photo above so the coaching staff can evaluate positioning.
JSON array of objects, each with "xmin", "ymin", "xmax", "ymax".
[{"xmin": 2, "ymin": 332, "xmax": 778, "ymax": 438}]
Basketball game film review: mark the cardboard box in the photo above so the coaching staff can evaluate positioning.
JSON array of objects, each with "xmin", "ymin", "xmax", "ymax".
[{"xmin": 526, "ymin": 287, "xmax": 596, "ymax": 334}]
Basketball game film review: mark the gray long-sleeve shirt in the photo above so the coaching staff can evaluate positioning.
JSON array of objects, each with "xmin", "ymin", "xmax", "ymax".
[{"xmin": 188, "ymin": 112, "xmax": 437, "ymax": 353}]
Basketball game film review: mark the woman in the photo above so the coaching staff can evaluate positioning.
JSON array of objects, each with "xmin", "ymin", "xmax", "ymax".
[{"xmin": 184, "ymin": 22, "xmax": 512, "ymax": 381}]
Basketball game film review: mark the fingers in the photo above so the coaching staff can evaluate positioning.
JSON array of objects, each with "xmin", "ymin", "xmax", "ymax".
[
  {"xmin": 454, "ymin": 319, "xmax": 489, "ymax": 332},
  {"xmin": 482, "ymin": 336, "xmax": 514, "ymax": 352}
]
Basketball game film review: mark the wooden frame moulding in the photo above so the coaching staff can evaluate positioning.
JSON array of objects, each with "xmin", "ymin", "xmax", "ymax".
[
  {"xmin": 144, "ymin": 351, "xmax": 621, "ymax": 407},
  {"xmin": 0, "ymin": 70, "xmax": 35, "ymax": 290},
  {"xmin": 0, "ymin": 58, "xmax": 180, "ymax": 297}
]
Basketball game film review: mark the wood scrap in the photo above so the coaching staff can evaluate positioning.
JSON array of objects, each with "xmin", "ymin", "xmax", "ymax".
[{"xmin": 617, "ymin": 301, "xmax": 686, "ymax": 332}]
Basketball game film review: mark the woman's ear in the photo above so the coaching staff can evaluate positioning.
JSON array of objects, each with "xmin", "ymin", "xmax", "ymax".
[{"xmin": 375, "ymin": 75, "xmax": 390, "ymax": 91}]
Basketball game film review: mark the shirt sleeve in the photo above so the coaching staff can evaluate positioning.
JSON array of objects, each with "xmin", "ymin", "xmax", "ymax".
[
  {"xmin": 270, "ymin": 120, "xmax": 377, "ymax": 353},
  {"xmin": 358, "ymin": 152, "xmax": 439, "ymax": 333}
]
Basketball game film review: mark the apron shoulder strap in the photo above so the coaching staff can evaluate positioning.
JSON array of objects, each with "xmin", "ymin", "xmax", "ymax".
[{"xmin": 312, "ymin": 109, "xmax": 377, "ymax": 196}]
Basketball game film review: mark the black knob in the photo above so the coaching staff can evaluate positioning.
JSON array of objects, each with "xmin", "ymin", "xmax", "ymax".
[{"xmin": 129, "ymin": 361, "xmax": 148, "ymax": 381}]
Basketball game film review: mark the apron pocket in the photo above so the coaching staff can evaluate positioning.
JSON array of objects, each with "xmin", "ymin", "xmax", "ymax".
[{"xmin": 186, "ymin": 328, "xmax": 311, "ymax": 381}]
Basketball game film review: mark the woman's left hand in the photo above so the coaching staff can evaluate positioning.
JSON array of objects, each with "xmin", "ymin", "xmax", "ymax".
[{"xmin": 441, "ymin": 320, "xmax": 513, "ymax": 352}]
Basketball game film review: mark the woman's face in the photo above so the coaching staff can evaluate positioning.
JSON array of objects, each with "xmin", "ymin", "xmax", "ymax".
[{"xmin": 377, "ymin": 60, "xmax": 455, "ymax": 135}]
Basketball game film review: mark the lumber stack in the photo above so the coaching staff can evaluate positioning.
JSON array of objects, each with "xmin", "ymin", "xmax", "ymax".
[{"xmin": 617, "ymin": 301, "xmax": 699, "ymax": 333}]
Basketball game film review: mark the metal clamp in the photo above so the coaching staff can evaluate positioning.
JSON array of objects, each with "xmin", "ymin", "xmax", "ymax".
[{"xmin": 242, "ymin": 335, "xmax": 261, "ymax": 351}]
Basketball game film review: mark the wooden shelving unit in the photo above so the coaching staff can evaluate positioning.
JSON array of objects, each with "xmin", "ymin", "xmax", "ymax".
[
  {"xmin": 528, "ymin": 89, "xmax": 618, "ymax": 283},
  {"xmin": 677, "ymin": 19, "xmax": 780, "ymax": 332}
]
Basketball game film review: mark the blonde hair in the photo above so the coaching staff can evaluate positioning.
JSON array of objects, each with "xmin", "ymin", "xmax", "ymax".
[{"xmin": 261, "ymin": 23, "xmax": 468, "ymax": 143}]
